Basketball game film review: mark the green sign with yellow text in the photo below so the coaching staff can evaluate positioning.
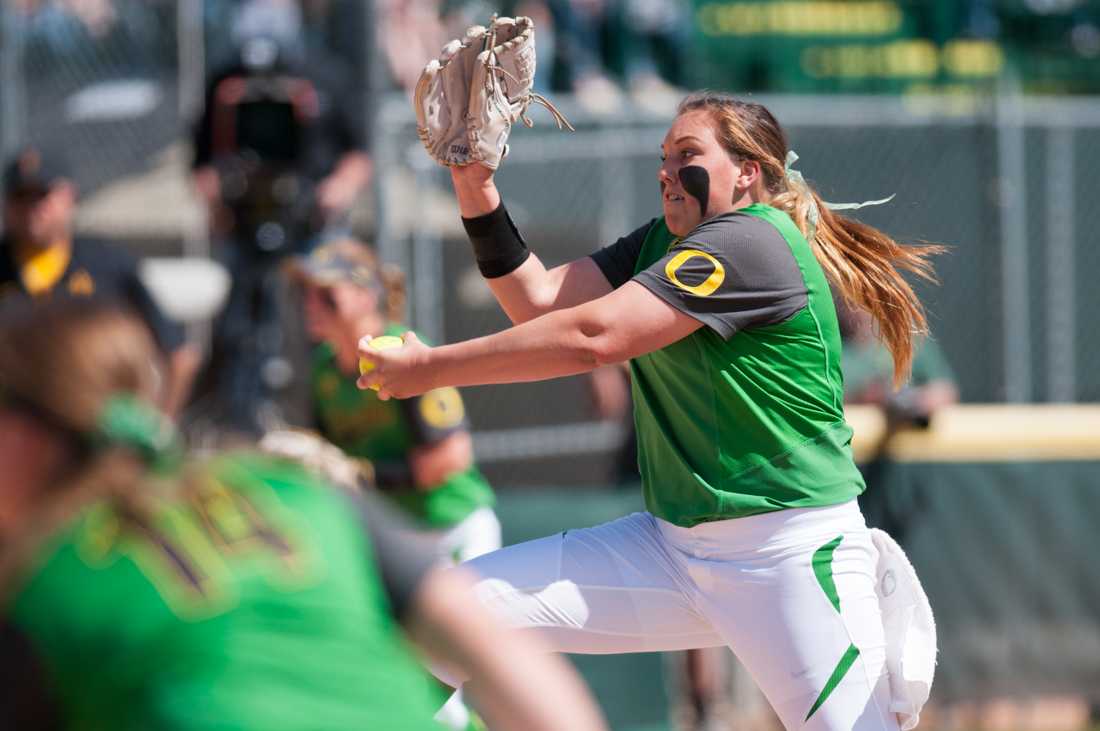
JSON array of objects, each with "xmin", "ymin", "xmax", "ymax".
[{"xmin": 690, "ymin": 0, "xmax": 1004, "ymax": 94}]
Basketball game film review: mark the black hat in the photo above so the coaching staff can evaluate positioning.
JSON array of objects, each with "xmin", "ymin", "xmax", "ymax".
[{"xmin": 3, "ymin": 147, "xmax": 70, "ymax": 197}]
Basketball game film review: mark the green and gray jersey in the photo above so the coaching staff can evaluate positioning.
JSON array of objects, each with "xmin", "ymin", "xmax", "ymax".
[
  {"xmin": 2, "ymin": 454, "xmax": 444, "ymax": 730},
  {"xmin": 591, "ymin": 204, "xmax": 865, "ymax": 527},
  {"xmin": 311, "ymin": 325, "xmax": 494, "ymax": 527}
]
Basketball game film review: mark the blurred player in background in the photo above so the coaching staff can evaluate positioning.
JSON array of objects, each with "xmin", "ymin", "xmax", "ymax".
[
  {"xmin": 289, "ymin": 238, "xmax": 500, "ymax": 564},
  {"xmin": 362, "ymin": 90, "xmax": 942, "ymax": 730},
  {"xmin": 0, "ymin": 300, "xmax": 607, "ymax": 731},
  {"xmin": 288, "ymin": 238, "xmax": 500, "ymax": 730},
  {"xmin": 837, "ymin": 300, "xmax": 958, "ymax": 429}
]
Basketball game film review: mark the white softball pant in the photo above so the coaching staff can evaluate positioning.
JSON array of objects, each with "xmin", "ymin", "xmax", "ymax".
[
  {"xmin": 422, "ymin": 506, "xmax": 503, "ymax": 565},
  {"xmin": 465, "ymin": 499, "xmax": 898, "ymax": 731}
]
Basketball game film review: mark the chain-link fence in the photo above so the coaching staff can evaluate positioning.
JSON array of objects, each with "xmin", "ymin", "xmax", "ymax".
[
  {"xmin": 872, "ymin": 459, "xmax": 1100, "ymax": 704},
  {"xmin": 0, "ymin": 0, "xmax": 370, "ymax": 250},
  {"xmin": 1, "ymin": 0, "xmax": 187, "ymax": 196}
]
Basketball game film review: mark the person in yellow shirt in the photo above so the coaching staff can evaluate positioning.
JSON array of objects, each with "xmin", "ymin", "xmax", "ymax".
[{"xmin": 0, "ymin": 146, "xmax": 199, "ymax": 417}]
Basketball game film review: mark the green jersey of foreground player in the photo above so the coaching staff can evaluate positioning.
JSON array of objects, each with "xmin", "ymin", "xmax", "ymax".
[
  {"xmin": 0, "ymin": 301, "xmax": 607, "ymax": 731},
  {"xmin": 359, "ymin": 93, "xmax": 941, "ymax": 731}
]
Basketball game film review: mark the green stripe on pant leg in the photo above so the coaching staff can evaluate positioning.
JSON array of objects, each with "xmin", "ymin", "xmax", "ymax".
[
  {"xmin": 812, "ymin": 534, "xmax": 844, "ymax": 613},
  {"xmin": 805, "ymin": 643, "xmax": 861, "ymax": 722},
  {"xmin": 806, "ymin": 534, "xmax": 853, "ymax": 721}
]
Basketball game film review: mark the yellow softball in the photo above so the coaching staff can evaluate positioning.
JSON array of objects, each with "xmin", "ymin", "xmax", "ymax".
[{"xmin": 358, "ymin": 335, "xmax": 406, "ymax": 383}]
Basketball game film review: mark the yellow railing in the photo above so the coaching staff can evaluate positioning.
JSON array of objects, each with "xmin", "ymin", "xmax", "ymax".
[{"xmin": 846, "ymin": 404, "xmax": 1100, "ymax": 463}]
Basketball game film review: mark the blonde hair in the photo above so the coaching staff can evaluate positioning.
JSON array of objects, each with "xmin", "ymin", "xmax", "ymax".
[
  {"xmin": 0, "ymin": 302, "xmax": 164, "ymax": 599},
  {"xmin": 677, "ymin": 92, "xmax": 943, "ymax": 384}
]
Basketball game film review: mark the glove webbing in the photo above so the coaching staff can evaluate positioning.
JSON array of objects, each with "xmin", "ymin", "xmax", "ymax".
[
  {"xmin": 486, "ymin": 60, "xmax": 574, "ymax": 131},
  {"xmin": 480, "ymin": 24, "xmax": 575, "ymax": 132}
]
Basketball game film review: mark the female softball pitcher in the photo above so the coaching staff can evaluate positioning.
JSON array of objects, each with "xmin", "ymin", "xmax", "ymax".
[{"xmin": 360, "ymin": 90, "xmax": 940, "ymax": 730}]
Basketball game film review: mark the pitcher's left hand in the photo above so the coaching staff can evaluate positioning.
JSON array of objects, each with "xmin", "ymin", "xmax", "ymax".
[{"xmin": 356, "ymin": 332, "xmax": 435, "ymax": 400}]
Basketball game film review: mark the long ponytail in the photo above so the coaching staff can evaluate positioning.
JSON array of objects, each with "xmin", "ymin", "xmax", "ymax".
[
  {"xmin": 771, "ymin": 186, "xmax": 942, "ymax": 384},
  {"xmin": 678, "ymin": 92, "xmax": 943, "ymax": 384}
]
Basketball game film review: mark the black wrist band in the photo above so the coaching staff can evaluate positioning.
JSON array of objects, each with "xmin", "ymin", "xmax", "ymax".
[{"xmin": 461, "ymin": 202, "xmax": 531, "ymax": 278}]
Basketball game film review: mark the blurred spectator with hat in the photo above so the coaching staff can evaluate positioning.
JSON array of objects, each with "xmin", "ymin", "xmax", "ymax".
[
  {"xmin": 0, "ymin": 144, "xmax": 200, "ymax": 418},
  {"xmin": 286, "ymin": 238, "xmax": 499, "ymax": 571}
]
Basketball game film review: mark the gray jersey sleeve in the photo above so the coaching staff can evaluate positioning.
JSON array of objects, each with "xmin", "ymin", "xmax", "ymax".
[
  {"xmin": 589, "ymin": 219, "xmax": 657, "ymax": 289},
  {"xmin": 633, "ymin": 212, "xmax": 808, "ymax": 339}
]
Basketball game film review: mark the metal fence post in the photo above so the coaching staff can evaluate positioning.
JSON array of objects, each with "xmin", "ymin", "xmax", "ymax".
[
  {"xmin": 1046, "ymin": 126, "xmax": 1076, "ymax": 402},
  {"xmin": 177, "ymin": 0, "xmax": 204, "ymax": 124},
  {"xmin": 995, "ymin": 76, "xmax": 1032, "ymax": 402},
  {"xmin": 410, "ymin": 151, "xmax": 444, "ymax": 343},
  {"xmin": 177, "ymin": 0, "xmax": 207, "ymax": 263},
  {"xmin": 367, "ymin": 3, "xmax": 403, "ymax": 281},
  {"xmin": 598, "ymin": 120, "xmax": 634, "ymax": 248},
  {"xmin": 0, "ymin": 8, "xmax": 27, "ymax": 160},
  {"xmin": 374, "ymin": 102, "xmax": 405, "ymax": 271}
]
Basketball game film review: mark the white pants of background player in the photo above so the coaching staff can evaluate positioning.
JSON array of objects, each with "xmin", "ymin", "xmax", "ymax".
[
  {"xmin": 426, "ymin": 506, "xmax": 502, "ymax": 565},
  {"xmin": 462, "ymin": 499, "xmax": 899, "ymax": 731}
]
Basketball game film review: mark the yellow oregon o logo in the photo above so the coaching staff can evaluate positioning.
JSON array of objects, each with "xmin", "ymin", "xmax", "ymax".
[
  {"xmin": 420, "ymin": 387, "xmax": 465, "ymax": 429},
  {"xmin": 665, "ymin": 249, "xmax": 725, "ymax": 296}
]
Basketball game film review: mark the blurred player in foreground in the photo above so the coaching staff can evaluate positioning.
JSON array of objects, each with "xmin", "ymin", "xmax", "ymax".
[
  {"xmin": 366, "ymin": 40, "xmax": 942, "ymax": 731},
  {"xmin": 0, "ymin": 300, "xmax": 607, "ymax": 731}
]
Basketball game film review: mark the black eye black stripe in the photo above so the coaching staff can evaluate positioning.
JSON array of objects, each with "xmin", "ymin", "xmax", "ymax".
[{"xmin": 678, "ymin": 166, "xmax": 710, "ymax": 219}]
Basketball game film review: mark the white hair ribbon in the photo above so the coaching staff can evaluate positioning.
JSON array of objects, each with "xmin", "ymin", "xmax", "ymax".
[{"xmin": 784, "ymin": 151, "xmax": 895, "ymax": 241}]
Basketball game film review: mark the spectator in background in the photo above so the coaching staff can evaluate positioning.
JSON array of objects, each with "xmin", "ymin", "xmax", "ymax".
[
  {"xmin": 515, "ymin": 0, "xmax": 686, "ymax": 114},
  {"xmin": 0, "ymin": 145, "xmax": 199, "ymax": 418},
  {"xmin": 192, "ymin": 0, "xmax": 371, "ymax": 233},
  {"xmin": 837, "ymin": 298, "xmax": 958, "ymax": 428},
  {"xmin": 191, "ymin": 0, "xmax": 371, "ymax": 433},
  {"xmin": 11, "ymin": 0, "xmax": 169, "ymax": 74},
  {"xmin": 543, "ymin": 0, "xmax": 626, "ymax": 114},
  {"xmin": 374, "ymin": 0, "xmax": 687, "ymax": 112},
  {"xmin": 610, "ymin": 0, "xmax": 688, "ymax": 112},
  {"xmin": 8, "ymin": 0, "xmax": 105, "ymax": 59},
  {"xmin": 380, "ymin": 0, "xmax": 449, "ymax": 94}
]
